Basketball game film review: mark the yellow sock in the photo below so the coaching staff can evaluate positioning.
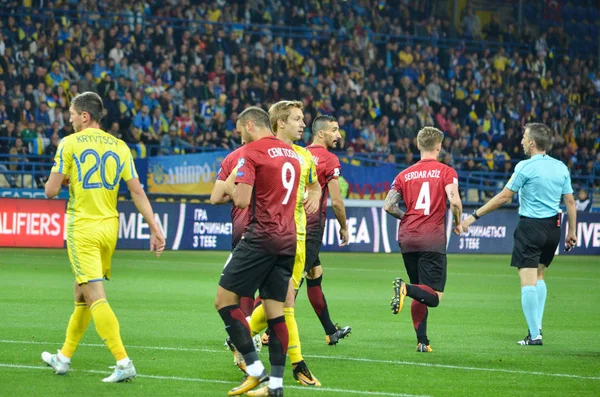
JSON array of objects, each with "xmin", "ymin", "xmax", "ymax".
[
  {"xmin": 249, "ymin": 303, "xmax": 268, "ymax": 336},
  {"xmin": 90, "ymin": 299, "xmax": 128, "ymax": 361},
  {"xmin": 60, "ymin": 302, "xmax": 91, "ymax": 358},
  {"xmin": 284, "ymin": 307, "xmax": 303, "ymax": 364}
]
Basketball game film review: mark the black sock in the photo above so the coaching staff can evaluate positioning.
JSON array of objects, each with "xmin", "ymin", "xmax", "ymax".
[
  {"xmin": 307, "ymin": 276, "xmax": 337, "ymax": 335},
  {"xmin": 218, "ymin": 305, "xmax": 258, "ymax": 365},
  {"xmin": 267, "ymin": 316, "xmax": 287, "ymax": 379},
  {"xmin": 417, "ymin": 312, "xmax": 429, "ymax": 345},
  {"xmin": 406, "ymin": 284, "xmax": 439, "ymax": 307}
]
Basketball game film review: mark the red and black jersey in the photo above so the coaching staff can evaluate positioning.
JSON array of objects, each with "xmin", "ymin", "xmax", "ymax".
[
  {"xmin": 390, "ymin": 159, "xmax": 458, "ymax": 254},
  {"xmin": 235, "ymin": 137, "xmax": 301, "ymax": 256},
  {"xmin": 305, "ymin": 144, "xmax": 341, "ymax": 241},
  {"xmin": 217, "ymin": 148, "xmax": 248, "ymax": 250}
]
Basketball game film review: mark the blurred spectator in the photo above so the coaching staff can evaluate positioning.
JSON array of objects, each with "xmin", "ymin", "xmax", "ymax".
[
  {"xmin": 575, "ymin": 189, "xmax": 593, "ymax": 212},
  {"xmin": 160, "ymin": 125, "xmax": 194, "ymax": 155},
  {"xmin": 461, "ymin": 8, "xmax": 481, "ymax": 40}
]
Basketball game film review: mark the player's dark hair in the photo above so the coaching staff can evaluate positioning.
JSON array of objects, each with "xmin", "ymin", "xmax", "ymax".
[
  {"xmin": 524, "ymin": 123, "xmax": 551, "ymax": 151},
  {"xmin": 237, "ymin": 106, "xmax": 272, "ymax": 131},
  {"xmin": 71, "ymin": 92, "xmax": 104, "ymax": 123},
  {"xmin": 312, "ymin": 115, "xmax": 337, "ymax": 136}
]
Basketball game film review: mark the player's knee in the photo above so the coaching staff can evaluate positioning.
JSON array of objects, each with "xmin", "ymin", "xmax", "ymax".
[
  {"xmin": 307, "ymin": 265, "xmax": 322, "ymax": 280},
  {"xmin": 214, "ymin": 287, "xmax": 237, "ymax": 310},
  {"xmin": 433, "ymin": 292, "xmax": 443, "ymax": 306},
  {"xmin": 284, "ymin": 289, "xmax": 297, "ymax": 307},
  {"xmin": 214, "ymin": 298, "xmax": 222, "ymax": 310},
  {"xmin": 80, "ymin": 285, "xmax": 106, "ymax": 306}
]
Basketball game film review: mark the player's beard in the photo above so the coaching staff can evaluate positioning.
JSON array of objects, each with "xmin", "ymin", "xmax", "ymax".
[
  {"xmin": 328, "ymin": 137, "xmax": 339, "ymax": 149},
  {"xmin": 241, "ymin": 128, "xmax": 252, "ymax": 143}
]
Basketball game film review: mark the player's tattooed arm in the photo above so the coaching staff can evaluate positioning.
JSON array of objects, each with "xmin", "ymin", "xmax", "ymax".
[{"xmin": 383, "ymin": 189, "xmax": 405, "ymax": 220}]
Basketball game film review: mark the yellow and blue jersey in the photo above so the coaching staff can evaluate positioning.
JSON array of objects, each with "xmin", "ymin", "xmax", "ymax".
[
  {"xmin": 292, "ymin": 144, "xmax": 317, "ymax": 241},
  {"xmin": 51, "ymin": 128, "xmax": 138, "ymax": 228}
]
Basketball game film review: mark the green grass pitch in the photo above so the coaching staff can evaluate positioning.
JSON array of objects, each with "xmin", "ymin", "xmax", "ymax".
[{"xmin": 0, "ymin": 249, "xmax": 599, "ymax": 396}]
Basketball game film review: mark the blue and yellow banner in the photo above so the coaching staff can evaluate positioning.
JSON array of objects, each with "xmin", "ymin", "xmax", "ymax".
[
  {"xmin": 341, "ymin": 162, "xmax": 398, "ymax": 200},
  {"xmin": 147, "ymin": 152, "xmax": 228, "ymax": 195}
]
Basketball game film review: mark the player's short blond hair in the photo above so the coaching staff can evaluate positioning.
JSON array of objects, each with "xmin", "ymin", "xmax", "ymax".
[
  {"xmin": 417, "ymin": 126, "xmax": 444, "ymax": 151},
  {"xmin": 268, "ymin": 100, "xmax": 303, "ymax": 133}
]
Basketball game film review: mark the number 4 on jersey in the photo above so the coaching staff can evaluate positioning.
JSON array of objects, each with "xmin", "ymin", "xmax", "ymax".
[{"xmin": 415, "ymin": 181, "xmax": 431, "ymax": 215}]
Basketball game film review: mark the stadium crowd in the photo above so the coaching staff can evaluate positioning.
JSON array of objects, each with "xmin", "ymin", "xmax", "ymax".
[{"xmin": 0, "ymin": 0, "xmax": 598, "ymax": 190}]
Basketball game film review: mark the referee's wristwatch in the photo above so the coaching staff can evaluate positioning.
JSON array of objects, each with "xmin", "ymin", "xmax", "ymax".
[{"xmin": 471, "ymin": 209, "xmax": 480, "ymax": 220}]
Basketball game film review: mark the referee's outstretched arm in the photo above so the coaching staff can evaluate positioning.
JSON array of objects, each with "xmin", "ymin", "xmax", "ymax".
[{"xmin": 461, "ymin": 186, "xmax": 515, "ymax": 226}]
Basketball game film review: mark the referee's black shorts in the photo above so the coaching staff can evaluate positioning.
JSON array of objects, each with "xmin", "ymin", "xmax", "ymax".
[{"xmin": 511, "ymin": 214, "xmax": 561, "ymax": 269}]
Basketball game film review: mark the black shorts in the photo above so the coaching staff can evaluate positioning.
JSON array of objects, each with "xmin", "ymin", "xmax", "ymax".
[
  {"xmin": 304, "ymin": 239, "xmax": 322, "ymax": 273},
  {"xmin": 402, "ymin": 251, "xmax": 447, "ymax": 292},
  {"xmin": 219, "ymin": 241, "xmax": 294, "ymax": 302},
  {"xmin": 511, "ymin": 215, "xmax": 561, "ymax": 269}
]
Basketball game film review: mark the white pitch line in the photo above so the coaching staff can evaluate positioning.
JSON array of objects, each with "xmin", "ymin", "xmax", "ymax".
[
  {"xmin": 0, "ymin": 339, "xmax": 218, "ymax": 353},
  {"xmin": 0, "ymin": 363, "xmax": 429, "ymax": 397},
  {"xmin": 1, "ymin": 339, "xmax": 598, "ymax": 381},
  {"xmin": 305, "ymin": 353, "xmax": 600, "ymax": 380}
]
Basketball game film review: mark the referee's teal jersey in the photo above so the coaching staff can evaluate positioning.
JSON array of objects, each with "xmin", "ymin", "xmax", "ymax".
[{"xmin": 505, "ymin": 154, "xmax": 573, "ymax": 218}]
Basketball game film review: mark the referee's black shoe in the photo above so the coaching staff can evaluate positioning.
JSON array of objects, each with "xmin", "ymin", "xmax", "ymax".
[{"xmin": 517, "ymin": 332, "xmax": 543, "ymax": 346}]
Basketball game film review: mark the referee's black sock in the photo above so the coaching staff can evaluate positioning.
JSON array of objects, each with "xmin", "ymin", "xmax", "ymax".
[
  {"xmin": 406, "ymin": 284, "xmax": 439, "ymax": 307},
  {"xmin": 218, "ymin": 305, "xmax": 258, "ymax": 364}
]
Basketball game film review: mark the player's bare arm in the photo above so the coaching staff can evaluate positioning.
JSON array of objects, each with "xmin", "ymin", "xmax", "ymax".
[
  {"xmin": 303, "ymin": 179, "xmax": 321, "ymax": 215},
  {"xmin": 223, "ymin": 166, "xmax": 238, "ymax": 198},
  {"xmin": 383, "ymin": 189, "xmax": 405, "ymax": 220},
  {"xmin": 232, "ymin": 183, "xmax": 253, "ymax": 209},
  {"xmin": 328, "ymin": 178, "xmax": 349, "ymax": 247},
  {"xmin": 461, "ymin": 187, "xmax": 515, "ymax": 230},
  {"xmin": 210, "ymin": 180, "xmax": 231, "ymax": 205},
  {"xmin": 45, "ymin": 172, "xmax": 67, "ymax": 199},
  {"xmin": 444, "ymin": 183, "xmax": 463, "ymax": 233},
  {"xmin": 126, "ymin": 177, "xmax": 166, "ymax": 257},
  {"xmin": 563, "ymin": 193, "xmax": 578, "ymax": 249}
]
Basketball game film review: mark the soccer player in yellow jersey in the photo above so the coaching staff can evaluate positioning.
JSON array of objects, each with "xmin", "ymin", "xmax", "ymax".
[
  {"xmin": 41, "ymin": 92, "xmax": 166, "ymax": 382},
  {"xmin": 243, "ymin": 100, "xmax": 321, "ymax": 395}
]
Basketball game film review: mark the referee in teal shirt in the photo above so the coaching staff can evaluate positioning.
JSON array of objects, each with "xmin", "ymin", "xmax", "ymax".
[{"xmin": 461, "ymin": 123, "xmax": 577, "ymax": 346}]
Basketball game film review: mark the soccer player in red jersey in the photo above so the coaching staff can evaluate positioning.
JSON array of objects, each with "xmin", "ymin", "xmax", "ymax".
[
  {"xmin": 211, "ymin": 147, "xmax": 255, "ymax": 317},
  {"xmin": 212, "ymin": 147, "xmax": 263, "ymax": 372},
  {"xmin": 384, "ymin": 127, "xmax": 463, "ymax": 353},
  {"xmin": 214, "ymin": 107, "xmax": 301, "ymax": 397},
  {"xmin": 305, "ymin": 115, "xmax": 352, "ymax": 345}
]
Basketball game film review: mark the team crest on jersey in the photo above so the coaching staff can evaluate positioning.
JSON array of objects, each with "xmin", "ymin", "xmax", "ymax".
[
  {"xmin": 237, "ymin": 158, "xmax": 245, "ymax": 169},
  {"xmin": 333, "ymin": 168, "xmax": 340, "ymax": 177}
]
